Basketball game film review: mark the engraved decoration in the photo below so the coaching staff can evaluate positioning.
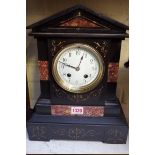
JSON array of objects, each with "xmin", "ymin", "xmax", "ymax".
[
  {"xmin": 103, "ymin": 127, "xmax": 127, "ymax": 143},
  {"xmin": 68, "ymin": 128, "xmax": 97, "ymax": 139},
  {"xmin": 48, "ymin": 40, "xmax": 66, "ymax": 57},
  {"xmin": 29, "ymin": 125, "xmax": 47, "ymax": 140},
  {"xmin": 50, "ymin": 127, "xmax": 98, "ymax": 140},
  {"xmin": 38, "ymin": 61, "xmax": 49, "ymax": 80},
  {"xmin": 108, "ymin": 63, "xmax": 119, "ymax": 82},
  {"xmin": 51, "ymin": 105, "xmax": 104, "ymax": 117},
  {"xmin": 93, "ymin": 40, "xmax": 111, "ymax": 58},
  {"xmin": 59, "ymin": 17, "xmax": 101, "ymax": 28},
  {"xmin": 28, "ymin": 124, "xmax": 127, "ymax": 143},
  {"xmin": 52, "ymin": 83, "xmax": 104, "ymax": 103}
]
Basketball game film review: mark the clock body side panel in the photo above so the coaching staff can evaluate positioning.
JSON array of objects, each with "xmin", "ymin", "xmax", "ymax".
[{"xmin": 37, "ymin": 38, "xmax": 50, "ymax": 99}]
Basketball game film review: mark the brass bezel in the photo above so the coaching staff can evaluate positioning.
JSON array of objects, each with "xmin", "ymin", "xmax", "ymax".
[{"xmin": 52, "ymin": 43, "xmax": 104, "ymax": 93}]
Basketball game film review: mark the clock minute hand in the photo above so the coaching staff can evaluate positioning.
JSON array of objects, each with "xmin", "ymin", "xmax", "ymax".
[
  {"xmin": 77, "ymin": 53, "xmax": 84, "ymax": 68},
  {"xmin": 59, "ymin": 61, "xmax": 77, "ymax": 70}
]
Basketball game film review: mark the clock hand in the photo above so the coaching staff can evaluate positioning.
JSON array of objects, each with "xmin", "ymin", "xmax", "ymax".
[
  {"xmin": 77, "ymin": 53, "xmax": 84, "ymax": 69},
  {"xmin": 59, "ymin": 61, "xmax": 77, "ymax": 70}
]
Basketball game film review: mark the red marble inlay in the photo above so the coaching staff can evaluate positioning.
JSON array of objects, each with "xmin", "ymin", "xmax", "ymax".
[
  {"xmin": 51, "ymin": 105, "xmax": 104, "ymax": 117},
  {"xmin": 38, "ymin": 61, "xmax": 49, "ymax": 80},
  {"xmin": 108, "ymin": 63, "xmax": 119, "ymax": 82},
  {"xmin": 60, "ymin": 17, "xmax": 101, "ymax": 28}
]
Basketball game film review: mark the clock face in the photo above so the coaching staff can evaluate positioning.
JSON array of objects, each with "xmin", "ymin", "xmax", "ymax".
[{"xmin": 52, "ymin": 44, "xmax": 104, "ymax": 93}]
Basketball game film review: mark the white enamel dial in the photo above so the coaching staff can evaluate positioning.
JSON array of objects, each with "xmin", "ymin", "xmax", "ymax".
[{"xmin": 52, "ymin": 44, "xmax": 104, "ymax": 93}]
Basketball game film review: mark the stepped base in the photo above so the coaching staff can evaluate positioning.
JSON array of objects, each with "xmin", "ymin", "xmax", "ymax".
[{"xmin": 27, "ymin": 114, "xmax": 128, "ymax": 144}]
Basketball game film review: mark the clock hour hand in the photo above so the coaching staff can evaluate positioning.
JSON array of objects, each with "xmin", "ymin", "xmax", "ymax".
[{"xmin": 59, "ymin": 61, "xmax": 77, "ymax": 70}]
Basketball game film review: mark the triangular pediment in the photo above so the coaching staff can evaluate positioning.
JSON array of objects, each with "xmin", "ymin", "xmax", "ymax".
[
  {"xmin": 59, "ymin": 17, "xmax": 103, "ymax": 28},
  {"xmin": 27, "ymin": 5, "xmax": 128, "ymax": 38}
]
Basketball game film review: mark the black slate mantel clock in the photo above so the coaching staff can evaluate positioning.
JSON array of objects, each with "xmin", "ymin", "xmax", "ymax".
[{"xmin": 26, "ymin": 5, "xmax": 129, "ymax": 144}]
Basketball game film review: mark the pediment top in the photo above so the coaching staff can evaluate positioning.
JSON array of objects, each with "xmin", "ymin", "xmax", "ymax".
[{"xmin": 27, "ymin": 4, "xmax": 128, "ymax": 32}]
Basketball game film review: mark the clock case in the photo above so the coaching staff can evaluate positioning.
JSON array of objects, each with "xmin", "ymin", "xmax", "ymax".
[{"xmin": 26, "ymin": 5, "xmax": 129, "ymax": 143}]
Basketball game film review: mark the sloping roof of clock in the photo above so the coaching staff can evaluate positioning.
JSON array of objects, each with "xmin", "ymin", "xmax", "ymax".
[{"xmin": 27, "ymin": 5, "xmax": 129, "ymax": 39}]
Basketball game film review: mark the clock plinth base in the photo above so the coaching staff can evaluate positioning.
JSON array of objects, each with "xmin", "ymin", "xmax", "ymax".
[{"xmin": 27, "ymin": 113, "xmax": 128, "ymax": 144}]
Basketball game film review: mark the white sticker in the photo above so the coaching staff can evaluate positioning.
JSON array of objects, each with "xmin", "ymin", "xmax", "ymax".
[{"xmin": 71, "ymin": 106, "xmax": 84, "ymax": 115}]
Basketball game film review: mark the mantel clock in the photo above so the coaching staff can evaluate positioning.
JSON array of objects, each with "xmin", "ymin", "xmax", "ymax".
[{"xmin": 27, "ymin": 5, "xmax": 129, "ymax": 144}]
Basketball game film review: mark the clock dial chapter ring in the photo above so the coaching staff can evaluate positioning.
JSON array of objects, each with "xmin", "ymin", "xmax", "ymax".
[{"xmin": 52, "ymin": 43, "xmax": 104, "ymax": 93}]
